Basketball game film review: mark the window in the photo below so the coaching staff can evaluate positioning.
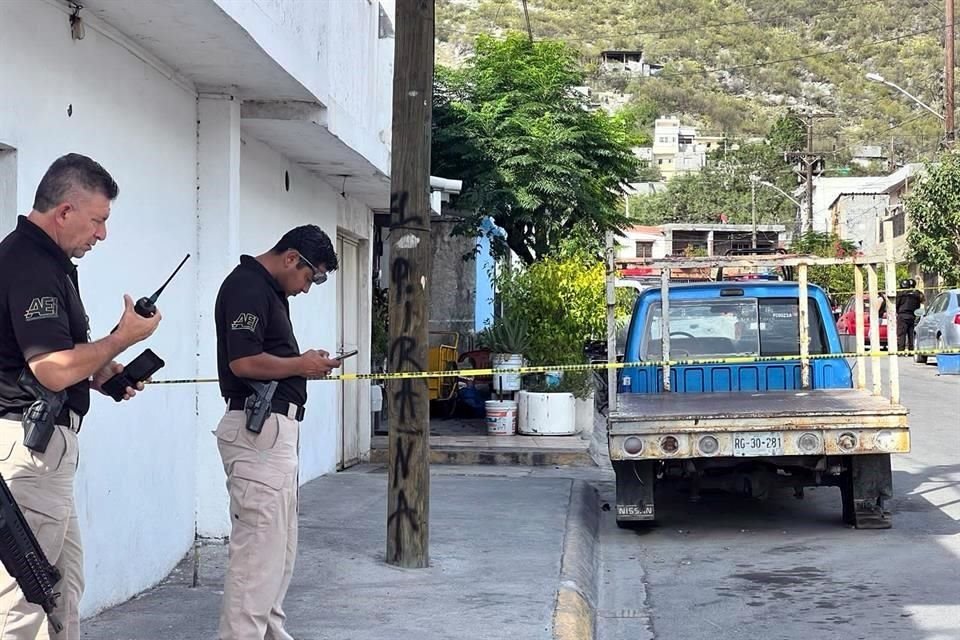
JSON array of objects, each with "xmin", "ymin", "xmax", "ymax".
[
  {"xmin": 643, "ymin": 299, "xmax": 761, "ymax": 359},
  {"xmin": 892, "ymin": 210, "xmax": 906, "ymax": 237},
  {"xmin": 928, "ymin": 294, "xmax": 947, "ymax": 314},
  {"xmin": 657, "ymin": 159, "xmax": 663, "ymax": 165},
  {"xmin": 757, "ymin": 298, "xmax": 828, "ymax": 356},
  {"xmin": 635, "ymin": 241, "xmax": 653, "ymax": 259},
  {"xmin": 641, "ymin": 297, "xmax": 827, "ymax": 360}
]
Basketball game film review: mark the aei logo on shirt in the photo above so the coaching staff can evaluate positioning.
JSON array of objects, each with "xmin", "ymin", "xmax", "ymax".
[
  {"xmin": 231, "ymin": 313, "xmax": 260, "ymax": 332},
  {"xmin": 24, "ymin": 297, "xmax": 58, "ymax": 322}
]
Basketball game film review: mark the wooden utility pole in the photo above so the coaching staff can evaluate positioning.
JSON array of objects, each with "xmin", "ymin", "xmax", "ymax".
[
  {"xmin": 786, "ymin": 112, "xmax": 832, "ymax": 234},
  {"xmin": 947, "ymin": 0, "xmax": 955, "ymax": 144},
  {"xmin": 386, "ymin": 0, "xmax": 433, "ymax": 569}
]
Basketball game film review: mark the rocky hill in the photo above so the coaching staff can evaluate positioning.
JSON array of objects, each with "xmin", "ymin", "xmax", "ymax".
[{"xmin": 436, "ymin": 0, "xmax": 949, "ymax": 161}]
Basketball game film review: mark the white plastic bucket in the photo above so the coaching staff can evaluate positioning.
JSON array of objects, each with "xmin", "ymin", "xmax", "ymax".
[
  {"xmin": 517, "ymin": 391, "xmax": 576, "ymax": 435},
  {"xmin": 492, "ymin": 353, "xmax": 524, "ymax": 392},
  {"xmin": 485, "ymin": 400, "xmax": 518, "ymax": 435}
]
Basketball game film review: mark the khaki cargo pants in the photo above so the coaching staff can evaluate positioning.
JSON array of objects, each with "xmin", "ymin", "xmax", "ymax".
[
  {"xmin": 0, "ymin": 417, "xmax": 83, "ymax": 640},
  {"xmin": 215, "ymin": 410, "xmax": 299, "ymax": 640}
]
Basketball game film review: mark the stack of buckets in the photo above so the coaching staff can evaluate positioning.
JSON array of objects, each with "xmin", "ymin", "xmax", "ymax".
[{"xmin": 485, "ymin": 353, "xmax": 523, "ymax": 435}]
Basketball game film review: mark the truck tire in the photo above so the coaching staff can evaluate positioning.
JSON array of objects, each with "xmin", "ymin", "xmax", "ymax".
[
  {"xmin": 613, "ymin": 460, "xmax": 656, "ymax": 528},
  {"xmin": 840, "ymin": 454, "xmax": 893, "ymax": 529}
]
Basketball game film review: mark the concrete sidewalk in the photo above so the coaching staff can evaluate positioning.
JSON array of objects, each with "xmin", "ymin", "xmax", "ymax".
[{"xmin": 82, "ymin": 465, "xmax": 603, "ymax": 640}]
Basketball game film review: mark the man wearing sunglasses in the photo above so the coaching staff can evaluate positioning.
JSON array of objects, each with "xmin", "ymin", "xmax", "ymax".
[{"xmin": 212, "ymin": 224, "xmax": 341, "ymax": 640}]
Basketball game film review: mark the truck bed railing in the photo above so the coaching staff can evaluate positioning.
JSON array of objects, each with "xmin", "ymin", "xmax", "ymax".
[{"xmin": 605, "ymin": 221, "xmax": 902, "ymax": 415}]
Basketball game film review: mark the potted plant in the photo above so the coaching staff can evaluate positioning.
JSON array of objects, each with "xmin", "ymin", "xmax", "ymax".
[{"xmin": 477, "ymin": 313, "xmax": 530, "ymax": 395}]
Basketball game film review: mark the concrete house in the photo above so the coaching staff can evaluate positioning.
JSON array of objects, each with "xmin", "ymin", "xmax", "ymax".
[{"xmin": 0, "ymin": 0, "xmax": 395, "ymax": 617}]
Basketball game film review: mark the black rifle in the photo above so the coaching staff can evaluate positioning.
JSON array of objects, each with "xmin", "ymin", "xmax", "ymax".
[
  {"xmin": 243, "ymin": 381, "xmax": 278, "ymax": 434},
  {"xmin": 17, "ymin": 370, "xmax": 66, "ymax": 454},
  {"xmin": 0, "ymin": 474, "xmax": 63, "ymax": 632}
]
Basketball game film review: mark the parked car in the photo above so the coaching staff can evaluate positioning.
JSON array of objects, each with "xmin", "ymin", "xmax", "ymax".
[
  {"xmin": 836, "ymin": 294, "xmax": 888, "ymax": 351},
  {"xmin": 913, "ymin": 289, "xmax": 960, "ymax": 364}
]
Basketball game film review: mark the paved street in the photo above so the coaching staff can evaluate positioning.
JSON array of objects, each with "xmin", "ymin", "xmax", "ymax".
[{"xmin": 598, "ymin": 361, "xmax": 960, "ymax": 640}]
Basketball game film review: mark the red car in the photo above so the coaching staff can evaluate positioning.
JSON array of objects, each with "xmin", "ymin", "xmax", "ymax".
[{"xmin": 837, "ymin": 294, "xmax": 888, "ymax": 350}]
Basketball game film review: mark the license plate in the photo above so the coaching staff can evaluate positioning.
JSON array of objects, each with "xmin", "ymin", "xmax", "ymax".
[{"xmin": 733, "ymin": 431, "xmax": 784, "ymax": 456}]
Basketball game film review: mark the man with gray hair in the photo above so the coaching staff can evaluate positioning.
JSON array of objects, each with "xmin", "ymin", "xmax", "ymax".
[{"xmin": 0, "ymin": 153, "xmax": 161, "ymax": 638}]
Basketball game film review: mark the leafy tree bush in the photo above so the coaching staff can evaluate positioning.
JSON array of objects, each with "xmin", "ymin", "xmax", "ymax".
[
  {"xmin": 906, "ymin": 153, "xmax": 960, "ymax": 285},
  {"xmin": 432, "ymin": 33, "xmax": 639, "ymax": 264},
  {"xmin": 493, "ymin": 251, "xmax": 633, "ymax": 397}
]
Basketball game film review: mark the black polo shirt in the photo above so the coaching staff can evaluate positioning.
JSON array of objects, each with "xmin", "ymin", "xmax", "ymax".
[
  {"xmin": 214, "ymin": 255, "xmax": 306, "ymax": 406},
  {"xmin": 0, "ymin": 216, "xmax": 91, "ymax": 417}
]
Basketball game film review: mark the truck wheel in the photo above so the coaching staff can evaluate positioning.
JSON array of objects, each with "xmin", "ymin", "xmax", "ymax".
[
  {"xmin": 840, "ymin": 454, "xmax": 893, "ymax": 529},
  {"xmin": 613, "ymin": 460, "xmax": 657, "ymax": 528}
]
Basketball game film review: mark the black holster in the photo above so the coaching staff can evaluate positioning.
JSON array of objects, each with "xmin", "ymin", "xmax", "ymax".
[
  {"xmin": 17, "ymin": 371, "xmax": 65, "ymax": 454},
  {"xmin": 243, "ymin": 380, "xmax": 278, "ymax": 434}
]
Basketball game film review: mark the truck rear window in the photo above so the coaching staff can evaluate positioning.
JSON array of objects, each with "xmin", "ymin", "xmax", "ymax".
[{"xmin": 642, "ymin": 297, "xmax": 827, "ymax": 360}]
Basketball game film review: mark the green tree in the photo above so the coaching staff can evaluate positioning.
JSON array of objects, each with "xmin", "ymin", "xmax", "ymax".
[
  {"xmin": 906, "ymin": 153, "xmax": 960, "ymax": 284},
  {"xmin": 432, "ymin": 34, "xmax": 639, "ymax": 264},
  {"xmin": 790, "ymin": 232, "xmax": 859, "ymax": 304},
  {"xmin": 628, "ymin": 128, "xmax": 799, "ymax": 227}
]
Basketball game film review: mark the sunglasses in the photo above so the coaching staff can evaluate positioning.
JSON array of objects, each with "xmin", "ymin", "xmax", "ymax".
[{"xmin": 296, "ymin": 252, "xmax": 327, "ymax": 285}]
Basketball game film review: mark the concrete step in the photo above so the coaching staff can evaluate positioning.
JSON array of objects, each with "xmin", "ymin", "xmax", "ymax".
[{"xmin": 369, "ymin": 434, "xmax": 595, "ymax": 467}]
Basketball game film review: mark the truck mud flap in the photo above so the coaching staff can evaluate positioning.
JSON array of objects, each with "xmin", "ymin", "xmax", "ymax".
[
  {"xmin": 840, "ymin": 453, "xmax": 893, "ymax": 529},
  {"xmin": 613, "ymin": 460, "xmax": 656, "ymax": 526}
]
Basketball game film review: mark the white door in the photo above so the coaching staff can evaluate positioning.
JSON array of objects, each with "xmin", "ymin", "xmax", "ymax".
[{"xmin": 337, "ymin": 236, "xmax": 361, "ymax": 469}]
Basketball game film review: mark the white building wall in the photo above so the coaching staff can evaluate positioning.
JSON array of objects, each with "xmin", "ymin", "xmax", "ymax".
[
  {"xmin": 0, "ymin": 0, "xmax": 199, "ymax": 616},
  {"xmin": 212, "ymin": 0, "xmax": 393, "ymax": 172},
  {"xmin": 615, "ymin": 230, "xmax": 668, "ymax": 261},
  {"xmin": 238, "ymin": 137, "xmax": 345, "ymax": 479}
]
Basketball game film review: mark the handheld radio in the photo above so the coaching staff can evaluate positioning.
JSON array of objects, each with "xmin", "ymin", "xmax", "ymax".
[
  {"xmin": 135, "ymin": 254, "xmax": 191, "ymax": 317},
  {"xmin": 102, "ymin": 254, "xmax": 190, "ymax": 401}
]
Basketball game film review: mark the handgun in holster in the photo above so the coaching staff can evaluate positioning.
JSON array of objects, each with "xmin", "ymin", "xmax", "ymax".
[
  {"xmin": 17, "ymin": 370, "xmax": 66, "ymax": 454},
  {"xmin": 243, "ymin": 380, "xmax": 278, "ymax": 434}
]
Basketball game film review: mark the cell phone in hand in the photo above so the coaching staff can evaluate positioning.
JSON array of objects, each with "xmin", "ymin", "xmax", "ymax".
[
  {"xmin": 101, "ymin": 349, "xmax": 165, "ymax": 402},
  {"xmin": 336, "ymin": 349, "xmax": 359, "ymax": 360}
]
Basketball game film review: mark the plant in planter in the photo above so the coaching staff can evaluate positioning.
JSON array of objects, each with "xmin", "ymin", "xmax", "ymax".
[
  {"xmin": 493, "ymin": 250, "xmax": 630, "ymax": 434},
  {"xmin": 477, "ymin": 313, "xmax": 531, "ymax": 394}
]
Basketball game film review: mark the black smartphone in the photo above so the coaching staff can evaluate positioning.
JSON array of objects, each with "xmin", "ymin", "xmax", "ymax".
[
  {"xmin": 101, "ymin": 349, "xmax": 166, "ymax": 402},
  {"xmin": 336, "ymin": 349, "xmax": 359, "ymax": 360}
]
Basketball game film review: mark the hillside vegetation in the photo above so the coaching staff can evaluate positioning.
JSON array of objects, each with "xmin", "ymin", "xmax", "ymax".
[{"xmin": 436, "ymin": 0, "xmax": 949, "ymax": 162}]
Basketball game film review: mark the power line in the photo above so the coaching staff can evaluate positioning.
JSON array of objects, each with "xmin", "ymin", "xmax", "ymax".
[{"xmin": 830, "ymin": 113, "xmax": 931, "ymax": 157}]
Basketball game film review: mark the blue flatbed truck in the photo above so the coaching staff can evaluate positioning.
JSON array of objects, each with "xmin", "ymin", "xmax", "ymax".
[{"xmin": 604, "ymin": 252, "xmax": 910, "ymax": 530}]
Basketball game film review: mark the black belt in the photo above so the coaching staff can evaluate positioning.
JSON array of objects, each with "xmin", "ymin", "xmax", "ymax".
[
  {"xmin": 225, "ymin": 397, "xmax": 305, "ymax": 421},
  {"xmin": 0, "ymin": 410, "xmax": 83, "ymax": 432}
]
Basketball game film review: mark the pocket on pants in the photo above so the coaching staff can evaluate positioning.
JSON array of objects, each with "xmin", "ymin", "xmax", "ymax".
[
  {"xmin": 16, "ymin": 494, "xmax": 71, "ymax": 563},
  {"xmin": 214, "ymin": 413, "xmax": 244, "ymax": 445},
  {"xmin": 228, "ymin": 461, "xmax": 286, "ymax": 528}
]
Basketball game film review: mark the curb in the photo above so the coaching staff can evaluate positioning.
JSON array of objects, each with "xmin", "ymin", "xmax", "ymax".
[{"xmin": 553, "ymin": 480, "xmax": 600, "ymax": 640}]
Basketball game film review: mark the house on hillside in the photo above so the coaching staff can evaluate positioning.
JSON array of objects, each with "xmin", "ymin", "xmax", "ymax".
[
  {"xmin": 852, "ymin": 145, "xmax": 888, "ymax": 169},
  {"xmin": 599, "ymin": 50, "xmax": 663, "ymax": 76},
  {"xmin": 649, "ymin": 117, "xmax": 706, "ymax": 180}
]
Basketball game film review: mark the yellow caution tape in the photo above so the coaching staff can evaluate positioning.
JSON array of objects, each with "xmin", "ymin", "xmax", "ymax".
[{"xmin": 146, "ymin": 347, "xmax": 960, "ymax": 385}]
